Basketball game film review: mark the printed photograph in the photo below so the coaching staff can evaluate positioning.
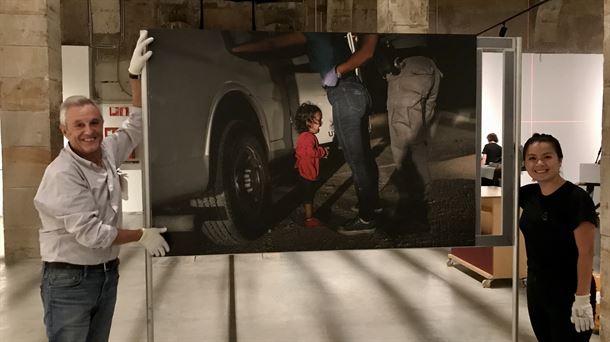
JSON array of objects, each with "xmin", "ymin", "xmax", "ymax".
[{"xmin": 145, "ymin": 29, "xmax": 477, "ymax": 255}]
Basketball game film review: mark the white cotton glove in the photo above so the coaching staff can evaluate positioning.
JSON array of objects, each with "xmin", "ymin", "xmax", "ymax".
[
  {"xmin": 128, "ymin": 30, "xmax": 154, "ymax": 76},
  {"xmin": 138, "ymin": 227, "xmax": 170, "ymax": 257},
  {"xmin": 321, "ymin": 67, "xmax": 339, "ymax": 87},
  {"xmin": 570, "ymin": 294, "xmax": 594, "ymax": 333}
]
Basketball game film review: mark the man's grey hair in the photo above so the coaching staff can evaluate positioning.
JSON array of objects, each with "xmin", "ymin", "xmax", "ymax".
[{"xmin": 59, "ymin": 95, "xmax": 102, "ymax": 126}]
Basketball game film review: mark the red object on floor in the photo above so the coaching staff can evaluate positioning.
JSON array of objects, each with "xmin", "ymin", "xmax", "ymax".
[{"xmin": 304, "ymin": 217, "xmax": 322, "ymax": 228}]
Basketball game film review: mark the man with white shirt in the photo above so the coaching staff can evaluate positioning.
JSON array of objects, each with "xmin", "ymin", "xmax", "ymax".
[{"xmin": 34, "ymin": 31, "xmax": 168, "ymax": 342}]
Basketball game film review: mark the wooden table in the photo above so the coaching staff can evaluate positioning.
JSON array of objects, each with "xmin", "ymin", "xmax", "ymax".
[{"xmin": 448, "ymin": 186, "xmax": 527, "ymax": 287}]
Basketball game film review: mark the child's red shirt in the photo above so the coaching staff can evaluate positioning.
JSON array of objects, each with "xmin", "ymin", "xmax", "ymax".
[{"xmin": 295, "ymin": 131, "xmax": 327, "ymax": 181}]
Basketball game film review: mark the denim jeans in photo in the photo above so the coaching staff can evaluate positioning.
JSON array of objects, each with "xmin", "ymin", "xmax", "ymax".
[
  {"xmin": 40, "ymin": 264, "xmax": 119, "ymax": 342},
  {"xmin": 326, "ymin": 78, "xmax": 379, "ymax": 221}
]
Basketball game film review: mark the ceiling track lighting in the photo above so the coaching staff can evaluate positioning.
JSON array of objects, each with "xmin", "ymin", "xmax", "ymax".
[
  {"xmin": 476, "ymin": 0, "xmax": 552, "ymax": 36},
  {"xmin": 499, "ymin": 23, "xmax": 508, "ymax": 37}
]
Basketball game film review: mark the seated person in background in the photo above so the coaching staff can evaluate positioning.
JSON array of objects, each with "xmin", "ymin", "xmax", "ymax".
[{"xmin": 482, "ymin": 133, "xmax": 502, "ymax": 165}]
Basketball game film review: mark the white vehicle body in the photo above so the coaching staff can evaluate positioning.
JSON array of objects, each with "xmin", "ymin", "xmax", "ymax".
[{"xmin": 146, "ymin": 29, "xmax": 334, "ymax": 245}]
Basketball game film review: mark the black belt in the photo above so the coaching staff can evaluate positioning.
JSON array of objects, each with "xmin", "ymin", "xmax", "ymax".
[
  {"xmin": 340, "ymin": 73, "xmax": 359, "ymax": 81},
  {"xmin": 44, "ymin": 258, "xmax": 120, "ymax": 271}
]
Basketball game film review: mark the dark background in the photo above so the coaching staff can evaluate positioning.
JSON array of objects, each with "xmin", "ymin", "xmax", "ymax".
[{"xmin": 147, "ymin": 30, "xmax": 477, "ymax": 256}]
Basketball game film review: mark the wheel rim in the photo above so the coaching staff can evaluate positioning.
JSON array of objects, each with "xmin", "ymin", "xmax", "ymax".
[{"xmin": 231, "ymin": 145, "xmax": 265, "ymax": 216}]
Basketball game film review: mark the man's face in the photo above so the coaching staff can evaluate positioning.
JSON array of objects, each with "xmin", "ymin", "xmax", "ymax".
[{"xmin": 61, "ymin": 104, "xmax": 104, "ymax": 161}]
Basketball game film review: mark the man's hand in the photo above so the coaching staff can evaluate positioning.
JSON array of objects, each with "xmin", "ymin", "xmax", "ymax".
[
  {"xmin": 322, "ymin": 67, "xmax": 339, "ymax": 87},
  {"xmin": 138, "ymin": 227, "xmax": 170, "ymax": 257},
  {"xmin": 128, "ymin": 31, "xmax": 154, "ymax": 76},
  {"xmin": 570, "ymin": 294, "xmax": 594, "ymax": 332}
]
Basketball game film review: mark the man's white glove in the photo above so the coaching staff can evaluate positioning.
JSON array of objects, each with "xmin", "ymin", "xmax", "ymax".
[
  {"xmin": 138, "ymin": 228, "xmax": 170, "ymax": 257},
  {"xmin": 128, "ymin": 30, "xmax": 154, "ymax": 76},
  {"xmin": 570, "ymin": 294, "xmax": 594, "ymax": 333}
]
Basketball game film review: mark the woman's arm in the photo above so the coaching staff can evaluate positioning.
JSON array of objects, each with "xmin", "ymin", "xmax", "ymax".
[
  {"xmin": 336, "ymin": 34, "xmax": 378, "ymax": 76},
  {"xmin": 573, "ymin": 221, "xmax": 595, "ymax": 295}
]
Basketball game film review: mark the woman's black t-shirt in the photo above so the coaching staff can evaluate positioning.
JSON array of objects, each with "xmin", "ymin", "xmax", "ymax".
[
  {"xmin": 482, "ymin": 143, "xmax": 502, "ymax": 164},
  {"xmin": 519, "ymin": 181, "xmax": 597, "ymax": 289}
]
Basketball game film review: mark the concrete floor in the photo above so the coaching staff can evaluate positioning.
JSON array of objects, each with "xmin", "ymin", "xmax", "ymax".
[{"xmin": 0, "ymin": 245, "xmax": 601, "ymax": 342}]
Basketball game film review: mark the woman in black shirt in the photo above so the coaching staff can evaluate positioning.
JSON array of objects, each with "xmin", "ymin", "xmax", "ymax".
[
  {"xmin": 482, "ymin": 132, "xmax": 502, "ymax": 165},
  {"xmin": 519, "ymin": 133, "xmax": 597, "ymax": 341}
]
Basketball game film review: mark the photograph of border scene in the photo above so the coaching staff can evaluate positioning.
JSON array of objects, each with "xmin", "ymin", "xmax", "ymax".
[{"xmin": 146, "ymin": 29, "xmax": 477, "ymax": 256}]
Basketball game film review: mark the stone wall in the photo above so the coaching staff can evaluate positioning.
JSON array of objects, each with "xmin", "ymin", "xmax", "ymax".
[
  {"xmin": 0, "ymin": 0, "xmax": 63, "ymax": 262},
  {"xmin": 430, "ymin": 0, "xmax": 602, "ymax": 53},
  {"xmin": 378, "ymin": 0, "xmax": 428, "ymax": 33},
  {"xmin": 601, "ymin": 1, "xmax": 609, "ymax": 340}
]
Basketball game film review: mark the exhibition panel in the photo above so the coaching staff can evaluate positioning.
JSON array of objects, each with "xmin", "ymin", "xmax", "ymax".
[{"xmin": 144, "ymin": 29, "xmax": 478, "ymax": 255}]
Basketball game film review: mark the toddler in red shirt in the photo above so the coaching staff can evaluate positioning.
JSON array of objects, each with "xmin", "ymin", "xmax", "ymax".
[{"xmin": 294, "ymin": 103, "xmax": 329, "ymax": 228}]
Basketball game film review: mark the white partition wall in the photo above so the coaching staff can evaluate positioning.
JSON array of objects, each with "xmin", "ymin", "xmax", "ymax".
[
  {"xmin": 521, "ymin": 54, "xmax": 602, "ymax": 183},
  {"xmin": 481, "ymin": 52, "xmax": 504, "ymax": 148},
  {"xmin": 482, "ymin": 53, "xmax": 602, "ymax": 184}
]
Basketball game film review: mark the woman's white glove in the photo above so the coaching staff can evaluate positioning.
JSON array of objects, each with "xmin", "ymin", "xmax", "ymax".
[
  {"xmin": 570, "ymin": 294, "xmax": 594, "ymax": 332},
  {"xmin": 321, "ymin": 67, "xmax": 339, "ymax": 87},
  {"xmin": 128, "ymin": 30, "xmax": 154, "ymax": 76},
  {"xmin": 138, "ymin": 227, "xmax": 170, "ymax": 257}
]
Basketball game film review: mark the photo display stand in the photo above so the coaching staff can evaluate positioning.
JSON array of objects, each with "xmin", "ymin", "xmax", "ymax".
[
  {"xmin": 140, "ymin": 34, "xmax": 522, "ymax": 342},
  {"xmin": 475, "ymin": 36, "xmax": 522, "ymax": 342},
  {"xmin": 476, "ymin": 37, "xmax": 521, "ymax": 247},
  {"xmin": 140, "ymin": 64, "xmax": 156, "ymax": 342}
]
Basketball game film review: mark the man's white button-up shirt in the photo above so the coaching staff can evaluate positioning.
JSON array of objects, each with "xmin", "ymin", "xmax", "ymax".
[{"xmin": 34, "ymin": 109, "xmax": 142, "ymax": 265}]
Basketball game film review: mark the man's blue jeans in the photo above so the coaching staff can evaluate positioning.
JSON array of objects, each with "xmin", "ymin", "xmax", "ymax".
[
  {"xmin": 41, "ymin": 263, "xmax": 119, "ymax": 342},
  {"xmin": 326, "ymin": 77, "xmax": 379, "ymax": 221}
]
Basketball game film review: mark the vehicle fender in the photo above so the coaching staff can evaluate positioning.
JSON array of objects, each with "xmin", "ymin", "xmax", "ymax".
[{"xmin": 204, "ymin": 82, "xmax": 271, "ymax": 160}]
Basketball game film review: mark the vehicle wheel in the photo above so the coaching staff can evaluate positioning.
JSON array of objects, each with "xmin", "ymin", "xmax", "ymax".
[{"xmin": 194, "ymin": 121, "xmax": 271, "ymax": 245}]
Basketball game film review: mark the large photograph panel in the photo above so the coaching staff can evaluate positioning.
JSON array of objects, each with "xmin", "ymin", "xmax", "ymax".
[{"xmin": 146, "ymin": 29, "xmax": 477, "ymax": 256}]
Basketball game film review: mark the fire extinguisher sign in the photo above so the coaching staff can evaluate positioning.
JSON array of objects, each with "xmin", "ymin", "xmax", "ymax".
[{"xmin": 109, "ymin": 106, "xmax": 130, "ymax": 117}]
